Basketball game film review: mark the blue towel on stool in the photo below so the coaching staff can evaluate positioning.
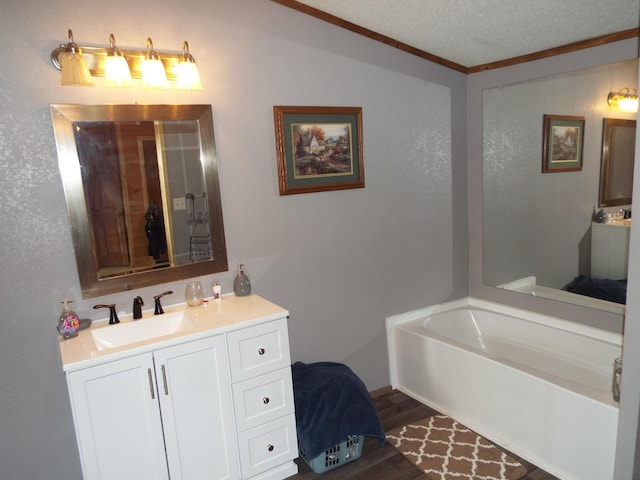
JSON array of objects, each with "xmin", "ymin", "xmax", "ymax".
[{"xmin": 292, "ymin": 361, "xmax": 386, "ymax": 459}]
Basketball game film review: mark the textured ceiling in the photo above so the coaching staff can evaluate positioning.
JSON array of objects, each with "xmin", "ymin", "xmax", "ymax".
[{"xmin": 294, "ymin": 0, "xmax": 640, "ymax": 68}]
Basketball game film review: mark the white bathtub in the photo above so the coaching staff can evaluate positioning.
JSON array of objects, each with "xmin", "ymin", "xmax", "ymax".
[{"xmin": 386, "ymin": 297, "xmax": 622, "ymax": 480}]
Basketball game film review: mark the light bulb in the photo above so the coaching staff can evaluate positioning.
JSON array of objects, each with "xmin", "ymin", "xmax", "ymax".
[
  {"xmin": 104, "ymin": 34, "xmax": 132, "ymax": 87},
  {"xmin": 141, "ymin": 38, "xmax": 168, "ymax": 89}
]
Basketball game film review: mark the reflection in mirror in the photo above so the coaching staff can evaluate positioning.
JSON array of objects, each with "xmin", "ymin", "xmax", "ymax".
[
  {"xmin": 483, "ymin": 59, "xmax": 638, "ymax": 315},
  {"xmin": 600, "ymin": 118, "xmax": 636, "ymax": 207},
  {"xmin": 51, "ymin": 104, "xmax": 228, "ymax": 298}
]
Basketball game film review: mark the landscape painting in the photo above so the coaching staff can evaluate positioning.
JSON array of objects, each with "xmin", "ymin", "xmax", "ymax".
[
  {"xmin": 542, "ymin": 114, "xmax": 585, "ymax": 172},
  {"xmin": 274, "ymin": 106, "xmax": 364, "ymax": 195}
]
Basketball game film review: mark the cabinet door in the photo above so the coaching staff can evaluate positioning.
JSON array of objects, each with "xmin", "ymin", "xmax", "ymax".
[
  {"xmin": 154, "ymin": 335, "xmax": 240, "ymax": 480},
  {"xmin": 591, "ymin": 223, "xmax": 630, "ymax": 279},
  {"xmin": 67, "ymin": 353, "xmax": 168, "ymax": 480}
]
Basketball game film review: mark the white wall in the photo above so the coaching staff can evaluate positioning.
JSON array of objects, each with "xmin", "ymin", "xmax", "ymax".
[{"xmin": 0, "ymin": 0, "xmax": 467, "ymax": 478}]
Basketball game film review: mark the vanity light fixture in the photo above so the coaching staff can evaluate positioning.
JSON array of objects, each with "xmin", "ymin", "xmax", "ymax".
[
  {"xmin": 50, "ymin": 29, "xmax": 203, "ymax": 90},
  {"xmin": 176, "ymin": 41, "xmax": 202, "ymax": 91},
  {"xmin": 141, "ymin": 38, "xmax": 168, "ymax": 89},
  {"xmin": 607, "ymin": 88, "xmax": 638, "ymax": 112},
  {"xmin": 57, "ymin": 29, "xmax": 94, "ymax": 86},
  {"xmin": 104, "ymin": 34, "xmax": 132, "ymax": 87}
]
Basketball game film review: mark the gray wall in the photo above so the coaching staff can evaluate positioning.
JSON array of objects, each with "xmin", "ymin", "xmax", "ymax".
[{"xmin": 0, "ymin": 0, "xmax": 467, "ymax": 478}]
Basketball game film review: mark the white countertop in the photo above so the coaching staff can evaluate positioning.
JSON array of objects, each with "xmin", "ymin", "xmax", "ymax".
[{"xmin": 58, "ymin": 294, "xmax": 289, "ymax": 372}]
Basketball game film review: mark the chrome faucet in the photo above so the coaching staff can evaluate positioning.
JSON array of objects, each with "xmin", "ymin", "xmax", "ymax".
[
  {"xmin": 153, "ymin": 291, "xmax": 173, "ymax": 315},
  {"xmin": 133, "ymin": 296, "xmax": 144, "ymax": 320},
  {"xmin": 93, "ymin": 304, "xmax": 119, "ymax": 324}
]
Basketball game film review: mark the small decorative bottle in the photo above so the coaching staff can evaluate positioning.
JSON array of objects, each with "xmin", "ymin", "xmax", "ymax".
[
  {"xmin": 233, "ymin": 262, "xmax": 251, "ymax": 296},
  {"xmin": 57, "ymin": 300, "xmax": 80, "ymax": 339}
]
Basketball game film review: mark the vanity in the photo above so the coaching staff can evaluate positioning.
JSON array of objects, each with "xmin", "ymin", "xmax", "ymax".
[
  {"xmin": 591, "ymin": 221, "xmax": 631, "ymax": 280},
  {"xmin": 59, "ymin": 294, "xmax": 298, "ymax": 480}
]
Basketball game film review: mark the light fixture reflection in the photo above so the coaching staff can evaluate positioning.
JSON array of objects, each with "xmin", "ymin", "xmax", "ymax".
[
  {"xmin": 141, "ymin": 38, "xmax": 168, "ymax": 88},
  {"xmin": 176, "ymin": 41, "xmax": 202, "ymax": 90},
  {"xmin": 104, "ymin": 34, "xmax": 132, "ymax": 87},
  {"xmin": 59, "ymin": 29, "xmax": 94, "ymax": 86},
  {"xmin": 607, "ymin": 88, "xmax": 638, "ymax": 112}
]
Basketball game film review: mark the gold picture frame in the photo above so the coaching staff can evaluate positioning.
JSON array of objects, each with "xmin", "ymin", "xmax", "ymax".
[{"xmin": 274, "ymin": 106, "xmax": 364, "ymax": 195}]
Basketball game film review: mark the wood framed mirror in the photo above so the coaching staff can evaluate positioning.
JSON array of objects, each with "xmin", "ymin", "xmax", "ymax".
[{"xmin": 599, "ymin": 117, "xmax": 636, "ymax": 207}]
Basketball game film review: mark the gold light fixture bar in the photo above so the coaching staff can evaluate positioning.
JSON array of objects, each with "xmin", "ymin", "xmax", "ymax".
[{"xmin": 51, "ymin": 42, "xmax": 182, "ymax": 81}]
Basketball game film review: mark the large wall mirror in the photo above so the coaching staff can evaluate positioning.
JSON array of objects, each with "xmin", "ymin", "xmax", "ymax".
[
  {"xmin": 51, "ymin": 104, "xmax": 228, "ymax": 298},
  {"xmin": 483, "ymin": 59, "xmax": 637, "ymax": 315}
]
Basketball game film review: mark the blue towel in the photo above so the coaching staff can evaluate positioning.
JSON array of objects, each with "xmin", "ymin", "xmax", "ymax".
[
  {"xmin": 564, "ymin": 274, "xmax": 627, "ymax": 304},
  {"xmin": 292, "ymin": 362, "xmax": 386, "ymax": 459}
]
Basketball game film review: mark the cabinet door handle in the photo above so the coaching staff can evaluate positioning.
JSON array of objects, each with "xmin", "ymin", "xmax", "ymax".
[
  {"xmin": 161, "ymin": 365, "xmax": 169, "ymax": 395},
  {"xmin": 258, "ymin": 347, "xmax": 266, "ymax": 356},
  {"xmin": 147, "ymin": 368, "xmax": 155, "ymax": 400},
  {"xmin": 267, "ymin": 444, "xmax": 274, "ymax": 452},
  {"xmin": 263, "ymin": 396, "xmax": 270, "ymax": 405}
]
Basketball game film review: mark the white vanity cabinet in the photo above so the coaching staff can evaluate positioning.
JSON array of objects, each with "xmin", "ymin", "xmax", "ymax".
[
  {"xmin": 60, "ymin": 295, "xmax": 298, "ymax": 480},
  {"xmin": 67, "ymin": 335, "xmax": 239, "ymax": 480},
  {"xmin": 591, "ymin": 221, "xmax": 630, "ymax": 279}
]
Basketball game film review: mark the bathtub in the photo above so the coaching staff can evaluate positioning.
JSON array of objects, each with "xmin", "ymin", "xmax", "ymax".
[{"xmin": 386, "ymin": 297, "xmax": 622, "ymax": 480}]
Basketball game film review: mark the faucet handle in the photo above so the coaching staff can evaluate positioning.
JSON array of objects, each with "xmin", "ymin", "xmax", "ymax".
[
  {"xmin": 93, "ymin": 304, "xmax": 120, "ymax": 324},
  {"xmin": 133, "ymin": 296, "xmax": 144, "ymax": 320},
  {"xmin": 153, "ymin": 291, "xmax": 173, "ymax": 315}
]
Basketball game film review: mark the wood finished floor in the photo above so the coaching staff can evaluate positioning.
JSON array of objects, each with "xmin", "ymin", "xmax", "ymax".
[{"xmin": 288, "ymin": 389, "xmax": 559, "ymax": 480}]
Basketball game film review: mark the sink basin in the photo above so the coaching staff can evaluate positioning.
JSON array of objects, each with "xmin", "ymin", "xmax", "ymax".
[{"xmin": 91, "ymin": 312, "xmax": 197, "ymax": 351}]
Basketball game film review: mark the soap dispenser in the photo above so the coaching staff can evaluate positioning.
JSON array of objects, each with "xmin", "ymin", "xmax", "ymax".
[
  {"xmin": 233, "ymin": 262, "xmax": 251, "ymax": 296},
  {"xmin": 57, "ymin": 300, "xmax": 80, "ymax": 339}
]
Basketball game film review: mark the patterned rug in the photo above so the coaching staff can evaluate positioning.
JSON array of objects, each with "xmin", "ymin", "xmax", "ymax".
[{"xmin": 386, "ymin": 415, "xmax": 527, "ymax": 480}]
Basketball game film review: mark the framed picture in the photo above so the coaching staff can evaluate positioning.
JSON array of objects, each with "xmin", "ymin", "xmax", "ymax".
[
  {"xmin": 273, "ymin": 106, "xmax": 364, "ymax": 195},
  {"xmin": 542, "ymin": 114, "xmax": 585, "ymax": 173}
]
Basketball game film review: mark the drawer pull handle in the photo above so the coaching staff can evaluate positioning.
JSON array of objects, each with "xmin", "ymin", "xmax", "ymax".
[
  {"xmin": 267, "ymin": 444, "xmax": 274, "ymax": 452},
  {"xmin": 258, "ymin": 347, "xmax": 266, "ymax": 356},
  {"xmin": 263, "ymin": 397, "xmax": 270, "ymax": 404},
  {"xmin": 147, "ymin": 368, "xmax": 155, "ymax": 400}
]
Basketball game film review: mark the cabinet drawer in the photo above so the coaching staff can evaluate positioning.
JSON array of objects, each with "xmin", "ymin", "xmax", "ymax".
[
  {"xmin": 237, "ymin": 414, "xmax": 297, "ymax": 479},
  {"xmin": 227, "ymin": 318, "xmax": 291, "ymax": 382},
  {"xmin": 233, "ymin": 367, "xmax": 294, "ymax": 431}
]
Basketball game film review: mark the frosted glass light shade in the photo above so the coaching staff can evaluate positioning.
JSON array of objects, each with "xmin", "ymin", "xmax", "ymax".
[
  {"xmin": 176, "ymin": 61, "xmax": 202, "ymax": 90},
  {"xmin": 104, "ymin": 55, "xmax": 132, "ymax": 87},
  {"xmin": 60, "ymin": 51, "xmax": 94, "ymax": 86},
  {"xmin": 607, "ymin": 89, "xmax": 639, "ymax": 113},
  {"xmin": 141, "ymin": 58, "xmax": 168, "ymax": 88},
  {"xmin": 618, "ymin": 97, "xmax": 639, "ymax": 112}
]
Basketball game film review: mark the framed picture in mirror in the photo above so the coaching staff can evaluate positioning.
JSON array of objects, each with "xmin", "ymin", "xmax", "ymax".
[{"xmin": 542, "ymin": 114, "xmax": 585, "ymax": 173}]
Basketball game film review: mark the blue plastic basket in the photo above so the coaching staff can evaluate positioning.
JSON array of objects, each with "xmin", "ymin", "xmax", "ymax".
[{"xmin": 300, "ymin": 435, "xmax": 364, "ymax": 474}]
